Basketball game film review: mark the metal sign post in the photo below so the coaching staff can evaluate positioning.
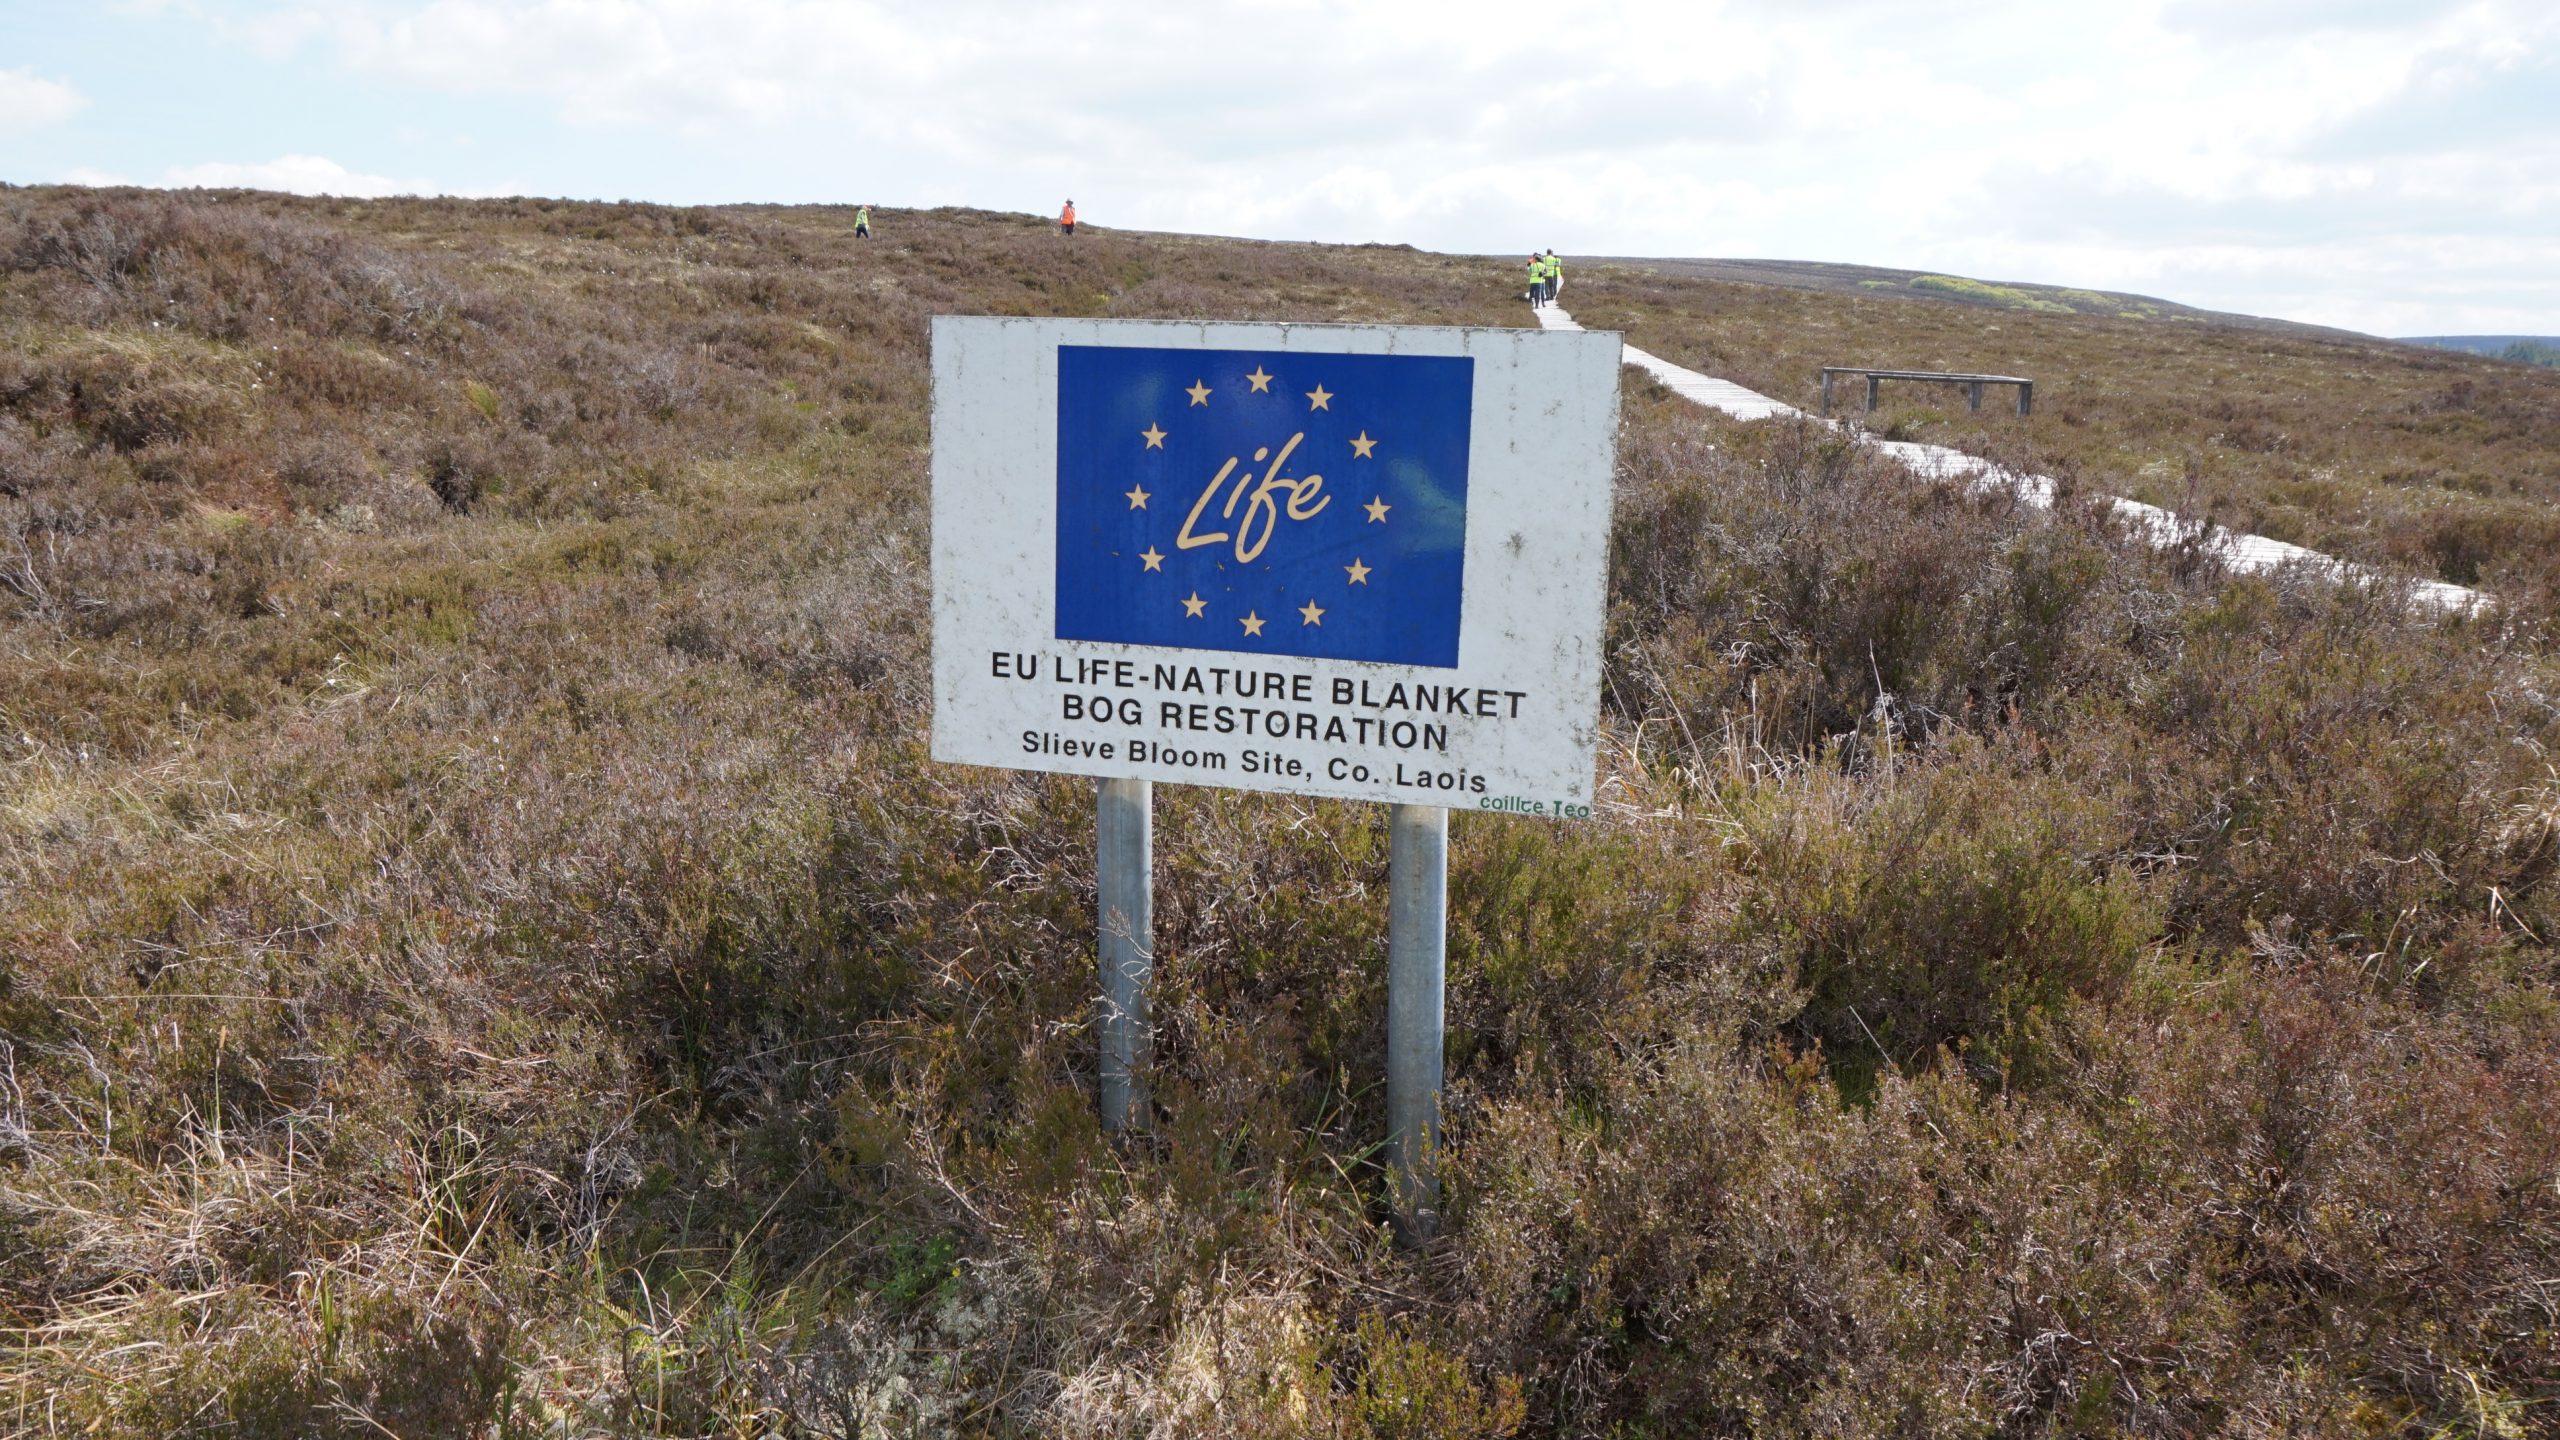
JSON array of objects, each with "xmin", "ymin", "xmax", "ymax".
[
  {"xmin": 1096, "ymin": 776, "xmax": 1154, "ymax": 1132},
  {"xmin": 1385, "ymin": 803, "xmax": 1449, "ymax": 1237}
]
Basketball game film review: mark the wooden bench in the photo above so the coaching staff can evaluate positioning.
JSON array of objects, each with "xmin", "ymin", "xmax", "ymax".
[{"xmin": 1820, "ymin": 366, "xmax": 2034, "ymax": 417}]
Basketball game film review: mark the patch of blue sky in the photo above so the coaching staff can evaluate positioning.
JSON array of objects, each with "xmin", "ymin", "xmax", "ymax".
[{"xmin": 6, "ymin": 6, "xmax": 525, "ymax": 193}]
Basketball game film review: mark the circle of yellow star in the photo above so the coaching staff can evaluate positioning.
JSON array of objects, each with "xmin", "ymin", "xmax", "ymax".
[
  {"xmin": 1125, "ymin": 483, "xmax": 1151, "ymax": 510},
  {"xmin": 1141, "ymin": 423, "xmax": 1167, "ymax": 449},
  {"xmin": 1344, "ymin": 557, "xmax": 1371, "ymax": 585},
  {"xmin": 1181, "ymin": 592, "xmax": 1206, "ymax": 617},
  {"xmin": 1245, "ymin": 366, "xmax": 1275, "ymax": 393},
  {"xmin": 1298, "ymin": 599, "xmax": 1325, "ymax": 626},
  {"xmin": 1240, "ymin": 610, "xmax": 1266, "ymax": 637},
  {"xmin": 1364, "ymin": 495, "xmax": 1391, "ymax": 523},
  {"xmin": 1139, "ymin": 546, "xmax": 1165, "ymax": 572},
  {"xmin": 1186, "ymin": 380, "xmax": 1212, "ymax": 406},
  {"xmin": 1349, "ymin": 431, "xmax": 1377, "ymax": 458},
  {"xmin": 1305, "ymin": 384, "xmax": 1333, "ymax": 411}
]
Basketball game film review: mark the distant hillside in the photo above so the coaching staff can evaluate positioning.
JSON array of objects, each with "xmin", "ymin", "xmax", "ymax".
[
  {"xmin": 1566, "ymin": 251, "xmax": 2560, "ymax": 593},
  {"xmin": 1579, "ymin": 255, "xmax": 2365, "ymax": 339},
  {"xmin": 2404, "ymin": 334, "xmax": 2560, "ymax": 368}
]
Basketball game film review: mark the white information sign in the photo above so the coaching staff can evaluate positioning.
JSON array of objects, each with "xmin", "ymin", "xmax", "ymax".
[{"xmin": 931, "ymin": 316, "xmax": 1621, "ymax": 817}]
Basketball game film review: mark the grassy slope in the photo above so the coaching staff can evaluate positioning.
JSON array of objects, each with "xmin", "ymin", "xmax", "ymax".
[
  {"xmin": 1566, "ymin": 263, "xmax": 2560, "ymax": 604},
  {"xmin": 1583, "ymin": 255, "xmax": 2345, "ymax": 333},
  {"xmin": 2, "ymin": 189, "xmax": 2557, "ymax": 1437}
]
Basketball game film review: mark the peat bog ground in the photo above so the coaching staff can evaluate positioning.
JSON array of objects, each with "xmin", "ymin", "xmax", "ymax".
[{"xmin": 2, "ymin": 189, "xmax": 2557, "ymax": 1436}]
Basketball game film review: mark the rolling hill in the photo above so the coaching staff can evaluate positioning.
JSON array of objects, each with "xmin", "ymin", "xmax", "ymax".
[
  {"xmin": 3, "ymin": 188, "xmax": 2555, "ymax": 1436},
  {"xmin": 2404, "ymin": 334, "xmax": 2560, "ymax": 367},
  {"xmin": 1584, "ymin": 254, "xmax": 2365, "ymax": 336}
]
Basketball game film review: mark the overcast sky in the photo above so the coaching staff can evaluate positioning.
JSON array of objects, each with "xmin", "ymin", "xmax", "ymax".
[{"xmin": 5, "ymin": 0, "xmax": 2556, "ymax": 335}]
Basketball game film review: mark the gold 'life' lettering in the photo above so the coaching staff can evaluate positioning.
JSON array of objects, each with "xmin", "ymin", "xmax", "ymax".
[
  {"xmin": 1176, "ymin": 432, "xmax": 1329, "ymax": 563},
  {"xmin": 1177, "ymin": 457, "xmax": 1238, "ymax": 551}
]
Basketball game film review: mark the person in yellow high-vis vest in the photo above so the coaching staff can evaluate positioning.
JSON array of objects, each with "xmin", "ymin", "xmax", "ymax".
[
  {"xmin": 1525, "ymin": 254, "xmax": 1546, "ymax": 307},
  {"xmin": 1544, "ymin": 250, "xmax": 1562, "ymax": 304},
  {"xmin": 855, "ymin": 206, "xmax": 871, "ymax": 239}
]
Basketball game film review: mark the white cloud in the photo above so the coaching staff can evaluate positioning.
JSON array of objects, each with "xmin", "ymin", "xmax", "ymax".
[
  {"xmin": 158, "ymin": 153, "xmax": 509, "ymax": 198},
  {"xmin": 0, "ymin": 68, "xmax": 88, "ymax": 136},
  {"xmin": 51, "ymin": 154, "xmax": 507, "ymax": 200}
]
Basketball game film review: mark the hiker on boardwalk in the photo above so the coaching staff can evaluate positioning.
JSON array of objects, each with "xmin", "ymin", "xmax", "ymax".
[
  {"xmin": 1061, "ymin": 199, "xmax": 1077, "ymax": 238},
  {"xmin": 1525, "ymin": 254, "xmax": 1546, "ymax": 308},
  {"xmin": 1544, "ymin": 250, "xmax": 1561, "ymax": 304},
  {"xmin": 855, "ymin": 205, "xmax": 871, "ymax": 239}
]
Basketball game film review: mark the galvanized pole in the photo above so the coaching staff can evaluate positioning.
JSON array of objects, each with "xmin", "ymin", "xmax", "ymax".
[
  {"xmin": 1386, "ymin": 803, "xmax": 1449, "ymax": 1241},
  {"xmin": 1096, "ymin": 777, "xmax": 1154, "ymax": 1132}
]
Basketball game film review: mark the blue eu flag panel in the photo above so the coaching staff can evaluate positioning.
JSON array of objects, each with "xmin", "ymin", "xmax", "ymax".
[{"xmin": 1054, "ymin": 345, "xmax": 1475, "ymax": 668}]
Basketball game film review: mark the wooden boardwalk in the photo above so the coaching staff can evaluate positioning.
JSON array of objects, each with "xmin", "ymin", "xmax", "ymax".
[{"xmin": 1531, "ymin": 302, "xmax": 2481, "ymax": 612}]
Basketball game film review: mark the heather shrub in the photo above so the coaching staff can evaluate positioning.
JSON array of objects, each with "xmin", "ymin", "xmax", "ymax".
[
  {"xmin": 1454, "ymin": 1041, "xmax": 2192, "ymax": 1437},
  {"xmin": 1443, "ymin": 813, "xmax": 1798, "ymax": 1098},
  {"xmin": 1609, "ymin": 395, "xmax": 2149, "ymax": 761},
  {"xmin": 2089, "ymin": 960, "xmax": 2560, "ymax": 1430},
  {"xmin": 1457, "ymin": 964, "xmax": 2560, "ymax": 1436},
  {"xmin": 2094, "ymin": 578, "xmax": 2560, "ymax": 959},
  {"xmin": 3, "ymin": 189, "xmax": 2554, "ymax": 1437},
  {"xmin": 268, "ymin": 425, "xmax": 379, "ymax": 512},
  {"xmin": 7, "ymin": 192, "xmax": 467, "ymax": 345},
  {"xmin": 1737, "ymin": 742, "xmax": 2153, "ymax": 1082}
]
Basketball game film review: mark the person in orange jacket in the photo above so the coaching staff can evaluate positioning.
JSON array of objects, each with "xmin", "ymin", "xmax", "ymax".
[{"xmin": 1061, "ymin": 199, "xmax": 1077, "ymax": 237}]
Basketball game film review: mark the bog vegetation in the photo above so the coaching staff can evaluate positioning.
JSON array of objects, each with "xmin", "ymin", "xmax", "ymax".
[
  {"xmin": 1, "ymin": 187, "xmax": 2555, "ymax": 1437},
  {"xmin": 1569, "ymin": 267, "xmax": 2560, "ymax": 605}
]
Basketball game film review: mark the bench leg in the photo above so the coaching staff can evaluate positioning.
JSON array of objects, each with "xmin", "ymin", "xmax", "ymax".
[
  {"xmin": 2017, "ymin": 382, "xmax": 2033, "ymax": 418},
  {"xmin": 1820, "ymin": 372, "xmax": 1833, "ymax": 416},
  {"xmin": 1865, "ymin": 376, "xmax": 1879, "ymax": 414},
  {"xmin": 1967, "ymin": 381, "xmax": 1983, "ymax": 414}
]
